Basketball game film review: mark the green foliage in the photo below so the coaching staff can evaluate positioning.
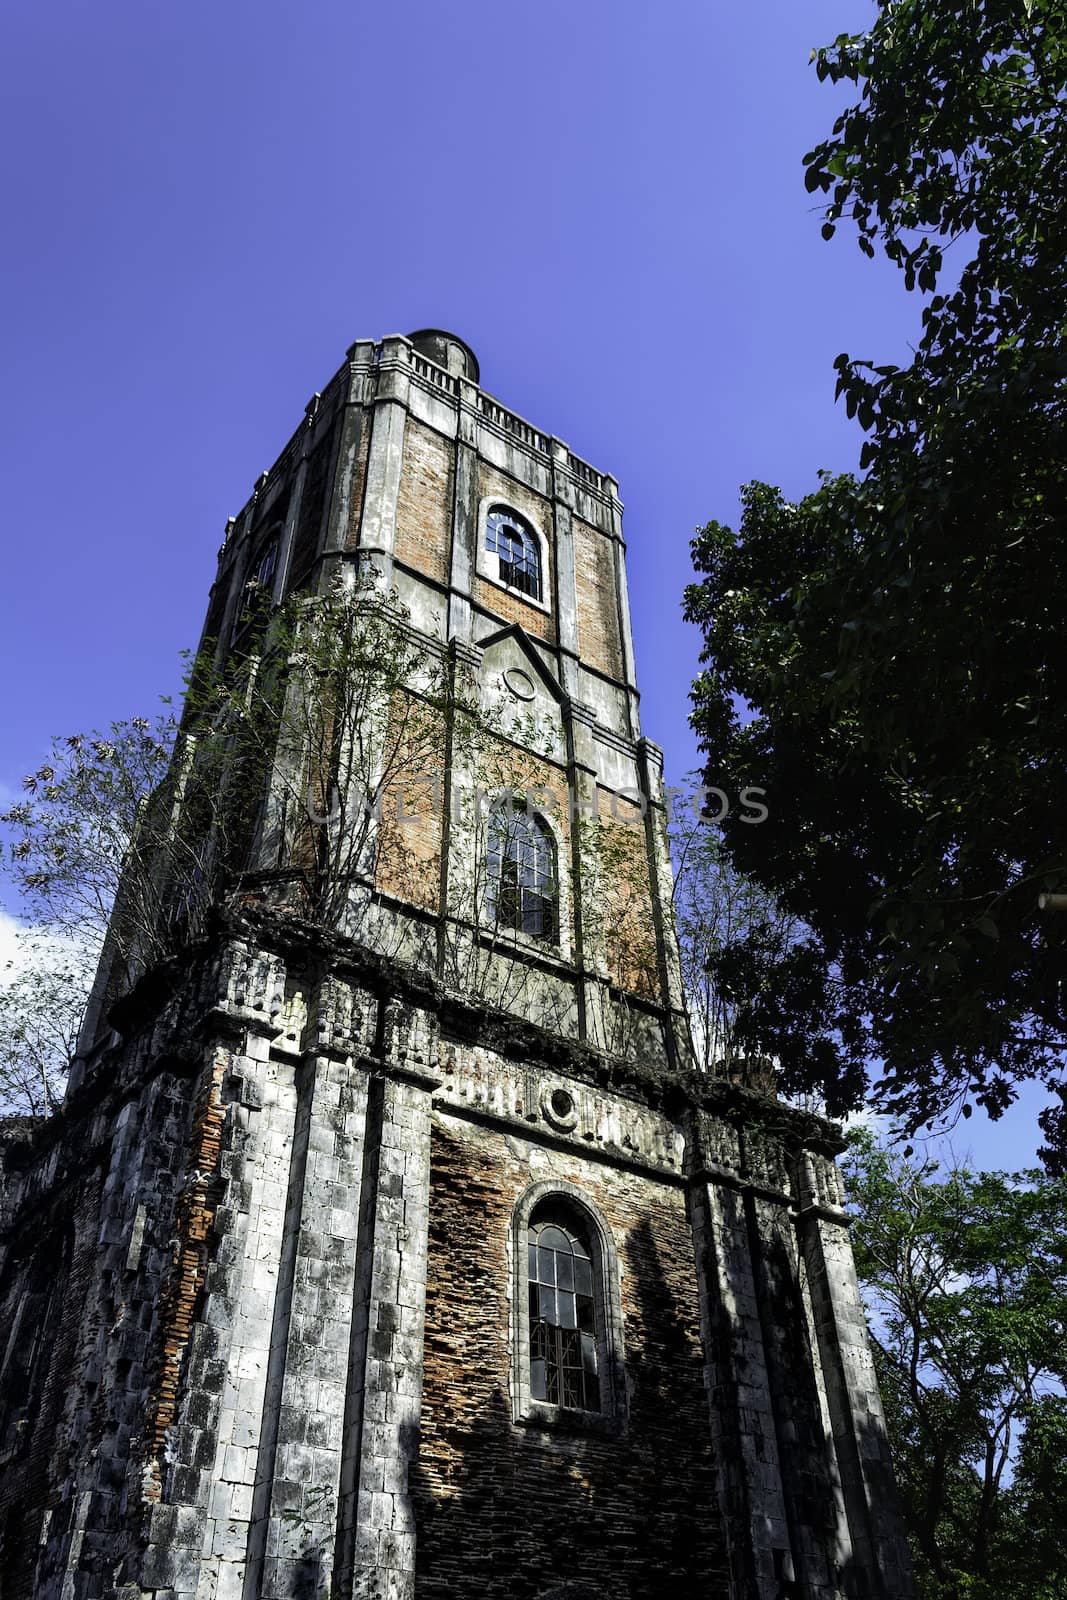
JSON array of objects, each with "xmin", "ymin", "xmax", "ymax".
[
  {"xmin": 0, "ymin": 568, "xmax": 585, "ymax": 1106},
  {"xmin": 684, "ymin": 0, "xmax": 1067, "ymax": 1157},
  {"xmin": 0, "ymin": 929, "xmax": 92, "ymax": 1114},
  {"xmin": 805, "ymin": 0, "xmax": 1067, "ymax": 464},
  {"xmin": 668, "ymin": 775, "xmax": 806, "ymax": 1073},
  {"xmin": 843, "ymin": 1130, "xmax": 1067, "ymax": 1598},
  {"xmin": 0, "ymin": 573, "xmax": 458, "ymax": 1103},
  {"xmin": 1, "ymin": 719, "xmax": 180, "ymax": 1112},
  {"xmin": 1, "ymin": 720, "xmax": 178, "ymax": 951}
]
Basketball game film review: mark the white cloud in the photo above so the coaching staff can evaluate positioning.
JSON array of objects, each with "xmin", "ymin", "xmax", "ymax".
[
  {"xmin": 843, "ymin": 1105, "xmax": 889, "ymax": 1135},
  {"xmin": 0, "ymin": 907, "xmax": 27, "ymax": 970},
  {"xmin": 0, "ymin": 910, "xmax": 99, "ymax": 988}
]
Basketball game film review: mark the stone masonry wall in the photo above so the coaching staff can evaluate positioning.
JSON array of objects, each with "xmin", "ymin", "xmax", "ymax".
[
  {"xmin": 0, "ymin": 327, "xmax": 915, "ymax": 1600},
  {"xmin": 0, "ymin": 924, "xmax": 914, "ymax": 1600},
  {"xmin": 0, "ymin": 1175, "xmax": 99, "ymax": 1597}
]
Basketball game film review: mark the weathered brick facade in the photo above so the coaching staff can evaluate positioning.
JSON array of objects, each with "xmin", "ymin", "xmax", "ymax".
[
  {"xmin": 573, "ymin": 519, "xmax": 623, "ymax": 681},
  {"xmin": 394, "ymin": 421, "xmax": 454, "ymax": 588},
  {"xmin": 0, "ymin": 330, "xmax": 914, "ymax": 1600},
  {"xmin": 414, "ymin": 1115, "xmax": 723, "ymax": 1600}
]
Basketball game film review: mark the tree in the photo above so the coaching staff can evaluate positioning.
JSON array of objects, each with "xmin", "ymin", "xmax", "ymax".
[
  {"xmin": 0, "ymin": 575, "xmax": 461, "ymax": 1099},
  {"xmin": 842, "ymin": 1129, "xmax": 1067, "ymax": 1599},
  {"xmin": 668, "ymin": 776, "xmax": 804, "ymax": 1073},
  {"xmin": 0, "ymin": 930, "xmax": 92, "ymax": 1115},
  {"xmin": 1, "ymin": 718, "xmax": 179, "ymax": 1114},
  {"xmin": 2, "ymin": 570, "xmax": 664, "ymax": 1104},
  {"xmin": 684, "ymin": 0, "xmax": 1067, "ymax": 1157},
  {"xmin": 0, "ymin": 575, "xmax": 463, "ymax": 982},
  {"xmin": 1, "ymin": 718, "xmax": 179, "ymax": 961}
]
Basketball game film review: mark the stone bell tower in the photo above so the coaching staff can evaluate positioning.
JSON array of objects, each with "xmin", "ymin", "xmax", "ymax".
[{"xmin": 0, "ymin": 331, "xmax": 913, "ymax": 1600}]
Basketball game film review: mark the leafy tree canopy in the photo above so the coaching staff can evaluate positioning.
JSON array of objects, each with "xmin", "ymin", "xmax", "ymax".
[
  {"xmin": 684, "ymin": 0, "xmax": 1067, "ymax": 1159},
  {"xmin": 844, "ymin": 1129, "xmax": 1067, "ymax": 1599},
  {"xmin": 669, "ymin": 774, "xmax": 807, "ymax": 1074}
]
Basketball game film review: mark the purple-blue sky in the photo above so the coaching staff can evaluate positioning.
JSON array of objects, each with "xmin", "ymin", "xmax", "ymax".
[{"xmin": 0, "ymin": 0, "xmax": 1045, "ymax": 1164}]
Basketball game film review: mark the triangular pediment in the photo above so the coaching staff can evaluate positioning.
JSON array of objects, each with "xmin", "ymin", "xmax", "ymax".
[{"xmin": 475, "ymin": 623, "xmax": 564, "ymax": 703}]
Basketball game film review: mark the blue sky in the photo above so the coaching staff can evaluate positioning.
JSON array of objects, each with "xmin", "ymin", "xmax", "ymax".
[{"xmin": 0, "ymin": 0, "xmax": 1045, "ymax": 1166}]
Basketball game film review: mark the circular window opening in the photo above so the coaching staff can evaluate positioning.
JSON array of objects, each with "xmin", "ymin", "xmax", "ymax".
[
  {"xmin": 541, "ymin": 1083, "xmax": 579, "ymax": 1132},
  {"xmin": 502, "ymin": 667, "xmax": 537, "ymax": 702},
  {"xmin": 550, "ymin": 1089, "xmax": 574, "ymax": 1120}
]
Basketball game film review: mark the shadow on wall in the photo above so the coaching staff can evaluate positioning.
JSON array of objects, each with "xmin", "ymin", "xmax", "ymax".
[
  {"xmin": 534, "ymin": 1587, "xmax": 614, "ymax": 1600},
  {"xmin": 831, "ymin": 1403, "xmax": 916, "ymax": 1600},
  {"xmin": 407, "ymin": 1127, "xmax": 726, "ymax": 1600}
]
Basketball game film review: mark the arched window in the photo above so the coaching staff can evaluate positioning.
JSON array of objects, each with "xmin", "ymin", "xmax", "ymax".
[
  {"xmin": 485, "ymin": 506, "xmax": 542, "ymax": 601},
  {"xmin": 528, "ymin": 1208, "xmax": 599, "ymax": 1411},
  {"xmin": 486, "ymin": 802, "xmax": 557, "ymax": 941},
  {"xmin": 233, "ymin": 530, "xmax": 280, "ymax": 638},
  {"xmin": 513, "ymin": 1184, "xmax": 626, "ymax": 1429}
]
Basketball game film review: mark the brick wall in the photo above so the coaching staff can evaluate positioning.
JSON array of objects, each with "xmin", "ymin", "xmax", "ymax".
[
  {"xmin": 373, "ymin": 689, "xmax": 448, "ymax": 912},
  {"xmin": 472, "ymin": 577, "xmax": 558, "ymax": 643},
  {"xmin": 574, "ymin": 519, "xmax": 623, "ymax": 680},
  {"xmin": 394, "ymin": 419, "xmax": 455, "ymax": 585},
  {"xmin": 412, "ymin": 1113, "xmax": 728, "ymax": 1600},
  {"xmin": 593, "ymin": 791, "xmax": 659, "ymax": 1000},
  {"xmin": 142, "ymin": 1051, "xmax": 227, "ymax": 1500}
]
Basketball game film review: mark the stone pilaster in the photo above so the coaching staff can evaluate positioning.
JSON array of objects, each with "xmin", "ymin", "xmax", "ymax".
[
  {"xmin": 320, "ymin": 341, "xmax": 377, "ymax": 565},
  {"xmin": 550, "ymin": 438, "xmax": 582, "ymax": 700},
  {"xmin": 357, "ymin": 339, "xmax": 410, "ymax": 589},
  {"xmin": 607, "ymin": 479, "xmax": 640, "ymax": 739},
  {"xmin": 742, "ymin": 1128, "xmax": 852, "ymax": 1599},
  {"xmin": 242, "ymin": 1048, "xmax": 372, "ymax": 1600},
  {"xmin": 636, "ymin": 736, "xmax": 692, "ymax": 1069},
  {"xmin": 688, "ymin": 1119, "xmax": 794, "ymax": 1600},
  {"xmin": 446, "ymin": 379, "xmax": 480, "ymax": 644},
  {"xmin": 334, "ymin": 1002, "xmax": 438, "ymax": 1600},
  {"xmin": 564, "ymin": 698, "xmax": 606, "ymax": 1047},
  {"xmin": 795, "ymin": 1152, "xmax": 916, "ymax": 1600},
  {"xmin": 271, "ymin": 401, "xmax": 313, "ymax": 601}
]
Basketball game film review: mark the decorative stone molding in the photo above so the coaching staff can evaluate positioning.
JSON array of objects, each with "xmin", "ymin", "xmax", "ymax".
[
  {"xmin": 381, "ymin": 996, "xmax": 441, "ymax": 1076},
  {"xmin": 435, "ymin": 1043, "xmax": 684, "ymax": 1175},
  {"xmin": 303, "ymin": 972, "xmax": 376, "ymax": 1060}
]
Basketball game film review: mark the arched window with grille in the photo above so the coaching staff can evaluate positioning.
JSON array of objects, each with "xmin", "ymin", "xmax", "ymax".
[
  {"xmin": 528, "ymin": 1209, "xmax": 599, "ymax": 1410},
  {"xmin": 233, "ymin": 527, "xmax": 281, "ymax": 640},
  {"xmin": 486, "ymin": 802, "xmax": 557, "ymax": 942},
  {"xmin": 484, "ymin": 506, "xmax": 543, "ymax": 602},
  {"xmin": 513, "ymin": 1183, "xmax": 626, "ymax": 1429}
]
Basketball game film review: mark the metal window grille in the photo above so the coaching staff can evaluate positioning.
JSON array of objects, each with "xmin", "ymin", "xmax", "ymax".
[
  {"xmin": 487, "ymin": 805, "xmax": 557, "ymax": 941},
  {"xmin": 235, "ymin": 536, "xmax": 280, "ymax": 634},
  {"xmin": 485, "ymin": 508, "xmax": 542, "ymax": 601},
  {"xmin": 527, "ymin": 1216, "xmax": 599, "ymax": 1411}
]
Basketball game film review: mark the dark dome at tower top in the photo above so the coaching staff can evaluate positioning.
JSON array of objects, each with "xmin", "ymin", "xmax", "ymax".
[{"xmin": 407, "ymin": 328, "xmax": 480, "ymax": 385}]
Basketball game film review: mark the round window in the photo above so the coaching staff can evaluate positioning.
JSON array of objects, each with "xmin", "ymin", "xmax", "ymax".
[
  {"xmin": 541, "ymin": 1084, "xmax": 579, "ymax": 1131},
  {"xmin": 502, "ymin": 666, "xmax": 537, "ymax": 701}
]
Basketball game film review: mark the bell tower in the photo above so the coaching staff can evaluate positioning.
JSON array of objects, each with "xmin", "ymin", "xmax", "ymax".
[{"xmin": 0, "ymin": 333, "xmax": 914, "ymax": 1600}]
